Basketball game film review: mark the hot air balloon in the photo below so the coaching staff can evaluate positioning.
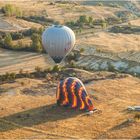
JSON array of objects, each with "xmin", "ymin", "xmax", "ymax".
[
  {"xmin": 56, "ymin": 77, "xmax": 95, "ymax": 111},
  {"xmin": 42, "ymin": 25, "xmax": 76, "ymax": 63}
]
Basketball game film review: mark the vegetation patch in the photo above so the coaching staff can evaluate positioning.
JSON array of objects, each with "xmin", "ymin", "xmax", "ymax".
[
  {"xmin": 1, "ymin": 4, "xmax": 22, "ymax": 17},
  {"xmin": 109, "ymin": 25, "xmax": 140, "ymax": 34}
]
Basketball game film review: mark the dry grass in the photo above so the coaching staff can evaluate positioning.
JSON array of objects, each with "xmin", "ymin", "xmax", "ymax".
[
  {"xmin": 77, "ymin": 31, "xmax": 140, "ymax": 53},
  {"xmin": 127, "ymin": 19, "xmax": 140, "ymax": 26},
  {"xmin": 0, "ymin": 1, "xmax": 123, "ymax": 24},
  {"xmin": 0, "ymin": 71, "xmax": 139, "ymax": 139}
]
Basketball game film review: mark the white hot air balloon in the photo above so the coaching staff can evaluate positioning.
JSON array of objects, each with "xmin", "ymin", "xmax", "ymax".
[{"xmin": 42, "ymin": 25, "xmax": 76, "ymax": 63}]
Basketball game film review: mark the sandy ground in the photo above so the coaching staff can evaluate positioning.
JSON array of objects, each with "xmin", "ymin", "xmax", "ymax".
[
  {"xmin": 0, "ymin": 70, "xmax": 139, "ymax": 139},
  {"xmin": 126, "ymin": 19, "xmax": 140, "ymax": 26}
]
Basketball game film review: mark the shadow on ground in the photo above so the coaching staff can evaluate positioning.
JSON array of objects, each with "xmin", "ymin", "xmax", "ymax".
[{"xmin": 0, "ymin": 104, "xmax": 82, "ymax": 132}]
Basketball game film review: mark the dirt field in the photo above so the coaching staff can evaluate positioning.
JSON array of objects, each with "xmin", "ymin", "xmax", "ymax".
[
  {"xmin": 0, "ymin": 70, "xmax": 140, "ymax": 139},
  {"xmin": 0, "ymin": 48, "xmax": 52, "ymax": 75}
]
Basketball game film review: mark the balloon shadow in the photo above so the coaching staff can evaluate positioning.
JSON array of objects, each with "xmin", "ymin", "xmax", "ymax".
[{"xmin": 0, "ymin": 104, "xmax": 82, "ymax": 132}]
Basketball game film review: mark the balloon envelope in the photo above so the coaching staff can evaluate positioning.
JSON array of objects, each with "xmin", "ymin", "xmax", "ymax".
[
  {"xmin": 42, "ymin": 25, "xmax": 76, "ymax": 63},
  {"xmin": 56, "ymin": 77, "xmax": 95, "ymax": 111}
]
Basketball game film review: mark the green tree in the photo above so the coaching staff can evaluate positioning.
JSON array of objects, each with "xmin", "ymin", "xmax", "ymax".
[
  {"xmin": 31, "ymin": 33, "xmax": 42, "ymax": 52},
  {"xmin": 98, "ymin": 3, "xmax": 103, "ymax": 6},
  {"xmin": 4, "ymin": 34, "xmax": 12, "ymax": 47},
  {"xmin": 101, "ymin": 21, "xmax": 107, "ymax": 29},
  {"xmin": 15, "ymin": 7, "xmax": 22, "ymax": 17},
  {"xmin": 78, "ymin": 15, "xmax": 88, "ymax": 24},
  {"xmin": 88, "ymin": 16, "xmax": 93, "ymax": 24}
]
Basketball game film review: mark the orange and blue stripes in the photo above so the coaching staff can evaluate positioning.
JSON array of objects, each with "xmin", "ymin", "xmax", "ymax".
[{"xmin": 56, "ymin": 77, "xmax": 94, "ymax": 111}]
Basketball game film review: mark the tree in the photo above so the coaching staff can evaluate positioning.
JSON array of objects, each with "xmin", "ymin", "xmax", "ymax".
[
  {"xmin": 4, "ymin": 34, "xmax": 12, "ymax": 47},
  {"xmin": 35, "ymin": 41, "xmax": 42, "ymax": 53},
  {"xmin": 88, "ymin": 16, "xmax": 93, "ymax": 24},
  {"xmin": 15, "ymin": 7, "xmax": 22, "ymax": 17},
  {"xmin": 78, "ymin": 15, "xmax": 88, "ymax": 24},
  {"xmin": 101, "ymin": 21, "xmax": 107, "ymax": 29},
  {"xmin": 98, "ymin": 3, "xmax": 103, "ymax": 6},
  {"xmin": 31, "ymin": 33, "xmax": 42, "ymax": 52}
]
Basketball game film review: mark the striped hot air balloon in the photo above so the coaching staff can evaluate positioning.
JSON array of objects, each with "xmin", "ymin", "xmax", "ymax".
[
  {"xmin": 56, "ymin": 77, "xmax": 94, "ymax": 111},
  {"xmin": 42, "ymin": 25, "xmax": 75, "ymax": 63}
]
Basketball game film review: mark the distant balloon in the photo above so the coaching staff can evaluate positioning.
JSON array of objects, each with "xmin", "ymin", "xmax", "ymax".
[{"xmin": 42, "ymin": 25, "xmax": 76, "ymax": 63}]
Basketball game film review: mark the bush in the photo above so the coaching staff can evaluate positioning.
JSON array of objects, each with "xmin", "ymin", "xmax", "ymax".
[
  {"xmin": 79, "ymin": 48, "xmax": 85, "ymax": 53},
  {"xmin": 101, "ymin": 22, "xmax": 107, "ymax": 29},
  {"xmin": 4, "ymin": 33, "xmax": 12, "ymax": 48},
  {"xmin": 52, "ymin": 65, "xmax": 61, "ymax": 72},
  {"xmin": 35, "ymin": 66, "xmax": 42, "ymax": 73},
  {"xmin": 31, "ymin": 33, "xmax": 43, "ymax": 52},
  {"xmin": 97, "ymin": 3, "xmax": 103, "ymax": 6},
  {"xmin": 11, "ymin": 32, "xmax": 23, "ymax": 40},
  {"xmin": 108, "ymin": 62, "xmax": 116, "ymax": 72},
  {"xmin": 19, "ymin": 69, "xmax": 23, "ymax": 75},
  {"xmin": 0, "ymin": 72, "xmax": 16, "ymax": 82},
  {"xmin": 10, "ymin": 73, "xmax": 16, "ymax": 80},
  {"xmin": 70, "ymin": 60, "xmax": 76, "ymax": 68},
  {"xmin": 88, "ymin": 16, "xmax": 93, "ymax": 25},
  {"xmin": 25, "ymin": 71, "xmax": 31, "ymax": 78},
  {"xmin": 134, "ymin": 114, "xmax": 140, "ymax": 120},
  {"xmin": 77, "ymin": 15, "xmax": 88, "ymax": 27}
]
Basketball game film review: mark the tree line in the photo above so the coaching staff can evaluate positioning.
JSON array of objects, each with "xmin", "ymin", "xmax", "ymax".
[{"xmin": 0, "ymin": 27, "xmax": 44, "ymax": 53}]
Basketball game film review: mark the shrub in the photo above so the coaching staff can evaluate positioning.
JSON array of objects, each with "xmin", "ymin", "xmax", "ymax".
[
  {"xmin": 10, "ymin": 73, "xmax": 16, "ymax": 80},
  {"xmin": 70, "ymin": 60, "xmax": 76, "ymax": 68},
  {"xmin": 35, "ymin": 66, "xmax": 42, "ymax": 73},
  {"xmin": 11, "ymin": 32, "xmax": 23, "ymax": 40},
  {"xmin": 88, "ymin": 16, "xmax": 93, "ymax": 24},
  {"xmin": 25, "ymin": 71, "xmax": 31, "ymax": 78},
  {"xmin": 52, "ymin": 65, "xmax": 61, "ymax": 72},
  {"xmin": 4, "ymin": 33, "xmax": 12, "ymax": 47},
  {"xmin": 97, "ymin": 3, "xmax": 103, "ymax": 6},
  {"xmin": 108, "ymin": 62, "xmax": 116, "ymax": 72},
  {"xmin": 19, "ymin": 69, "xmax": 23, "ymax": 75},
  {"xmin": 31, "ymin": 33, "xmax": 43, "ymax": 52},
  {"xmin": 77, "ymin": 15, "xmax": 88, "ymax": 26},
  {"xmin": 134, "ymin": 114, "xmax": 140, "ymax": 120},
  {"xmin": 79, "ymin": 48, "xmax": 85, "ymax": 53}
]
